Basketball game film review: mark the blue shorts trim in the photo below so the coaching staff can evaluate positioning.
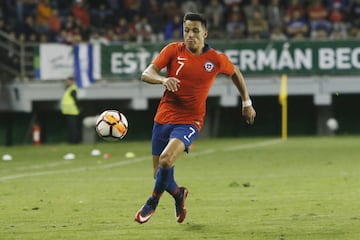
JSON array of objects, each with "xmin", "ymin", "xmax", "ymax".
[{"xmin": 152, "ymin": 123, "xmax": 199, "ymax": 156}]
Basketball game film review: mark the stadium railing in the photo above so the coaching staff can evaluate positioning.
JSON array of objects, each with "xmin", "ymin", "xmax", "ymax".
[{"xmin": 0, "ymin": 30, "xmax": 37, "ymax": 82}]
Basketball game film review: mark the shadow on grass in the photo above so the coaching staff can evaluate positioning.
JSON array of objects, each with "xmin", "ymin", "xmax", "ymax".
[{"xmin": 183, "ymin": 222, "xmax": 206, "ymax": 231}]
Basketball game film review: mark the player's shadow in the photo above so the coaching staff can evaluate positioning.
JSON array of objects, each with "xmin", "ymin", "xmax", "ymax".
[{"xmin": 183, "ymin": 223, "xmax": 206, "ymax": 231}]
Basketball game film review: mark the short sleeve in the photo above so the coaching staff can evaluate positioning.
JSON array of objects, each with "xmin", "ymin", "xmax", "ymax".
[
  {"xmin": 219, "ymin": 53, "xmax": 235, "ymax": 76},
  {"xmin": 152, "ymin": 42, "xmax": 178, "ymax": 70}
]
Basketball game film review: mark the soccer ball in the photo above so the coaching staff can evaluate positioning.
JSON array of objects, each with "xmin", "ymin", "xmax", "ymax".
[
  {"xmin": 95, "ymin": 110, "xmax": 128, "ymax": 141},
  {"xmin": 326, "ymin": 118, "xmax": 338, "ymax": 131}
]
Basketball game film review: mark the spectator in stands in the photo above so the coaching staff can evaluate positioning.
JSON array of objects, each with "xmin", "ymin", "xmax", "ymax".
[
  {"xmin": 90, "ymin": 3, "xmax": 113, "ymax": 27},
  {"xmin": 35, "ymin": 0, "xmax": 52, "ymax": 33},
  {"xmin": 18, "ymin": 32, "xmax": 26, "ymax": 43},
  {"xmin": 14, "ymin": 0, "xmax": 38, "ymax": 22},
  {"xmin": 3, "ymin": 0, "xmax": 360, "ymax": 44},
  {"xmin": 18, "ymin": 15, "xmax": 37, "ymax": 39},
  {"xmin": 163, "ymin": 0, "xmax": 183, "ymax": 25},
  {"xmin": 244, "ymin": 0, "xmax": 265, "ymax": 20},
  {"xmin": 121, "ymin": 0, "xmax": 141, "ymax": 22},
  {"xmin": 63, "ymin": 16, "xmax": 77, "ymax": 44},
  {"xmin": 327, "ymin": 0, "xmax": 352, "ymax": 29},
  {"xmin": 72, "ymin": 29, "xmax": 83, "ymax": 45},
  {"xmin": 134, "ymin": 16, "xmax": 154, "ymax": 43},
  {"xmin": 266, "ymin": 0, "xmax": 284, "ymax": 29},
  {"xmin": 351, "ymin": 28, "xmax": 360, "ymax": 38},
  {"xmin": 89, "ymin": 30, "xmax": 109, "ymax": 45},
  {"xmin": 170, "ymin": 27, "xmax": 182, "ymax": 41},
  {"xmin": 247, "ymin": 8, "xmax": 269, "ymax": 39},
  {"xmin": 204, "ymin": 0, "xmax": 224, "ymax": 27},
  {"xmin": 55, "ymin": 29, "xmax": 68, "ymax": 44},
  {"xmin": 106, "ymin": 0, "xmax": 119, "ymax": 13},
  {"xmin": 285, "ymin": 0, "xmax": 305, "ymax": 21},
  {"xmin": 61, "ymin": 13, "xmax": 88, "ymax": 43},
  {"xmin": 28, "ymin": 32, "xmax": 38, "ymax": 43},
  {"xmin": 71, "ymin": 28, "xmax": 83, "ymax": 44},
  {"xmin": 311, "ymin": 27, "xmax": 329, "ymax": 39},
  {"xmin": 328, "ymin": 4, "xmax": 344, "ymax": 24},
  {"xmin": 223, "ymin": 0, "xmax": 243, "ymax": 7},
  {"xmin": 164, "ymin": 15, "xmax": 183, "ymax": 41},
  {"xmin": 48, "ymin": 9, "xmax": 61, "ymax": 40},
  {"xmin": 181, "ymin": 0, "xmax": 200, "ymax": 14},
  {"xmin": 75, "ymin": 17, "xmax": 91, "ymax": 42},
  {"xmin": 114, "ymin": 17, "xmax": 133, "ymax": 42},
  {"xmin": 39, "ymin": 32, "xmax": 49, "ymax": 42},
  {"xmin": 127, "ymin": 14, "xmax": 141, "ymax": 42},
  {"xmin": 15, "ymin": 0, "xmax": 24, "ymax": 22},
  {"xmin": 325, "ymin": 0, "xmax": 351, "ymax": 13},
  {"xmin": 330, "ymin": 23, "xmax": 348, "ymax": 39},
  {"xmin": 328, "ymin": 4, "xmax": 348, "ymax": 39},
  {"xmin": 104, "ymin": 27, "xmax": 119, "ymax": 43},
  {"xmin": 71, "ymin": 0, "xmax": 90, "ymax": 28},
  {"xmin": 225, "ymin": 5, "xmax": 246, "ymax": 39},
  {"xmin": 147, "ymin": 0, "xmax": 165, "ymax": 42},
  {"xmin": 285, "ymin": 8, "xmax": 308, "ymax": 39},
  {"xmin": 204, "ymin": 0, "xmax": 225, "ymax": 39},
  {"xmin": 308, "ymin": 0, "xmax": 332, "ymax": 37},
  {"xmin": 349, "ymin": 0, "xmax": 360, "ymax": 37},
  {"xmin": 270, "ymin": 24, "xmax": 287, "ymax": 40}
]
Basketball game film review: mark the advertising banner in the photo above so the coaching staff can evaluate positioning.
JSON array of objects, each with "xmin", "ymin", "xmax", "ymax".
[
  {"xmin": 39, "ymin": 44, "xmax": 74, "ymax": 80},
  {"xmin": 38, "ymin": 40, "xmax": 360, "ymax": 80}
]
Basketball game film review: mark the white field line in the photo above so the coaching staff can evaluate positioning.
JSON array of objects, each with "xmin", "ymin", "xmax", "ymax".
[
  {"xmin": 223, "ymin": 138, "xmax": 283, "ymax": 151},
  {"xmin": 14, "ymin": 161, "xmax": 73, "ymax": 171},
  {"xmin": 0, "ymin": 139, "xmax": 282, "ymax": 181},
  {"xmin": 0, "ymin": 157, "xmax": 148, "ymax": 181}
]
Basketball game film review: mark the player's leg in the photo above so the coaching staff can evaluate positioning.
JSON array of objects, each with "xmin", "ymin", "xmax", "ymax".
[
  {"xmin": 135, "ymin": 124, "xmax": 198, "ymax": 224},
  {"xmin": 152, "ymin": 155, "xmax": 159, "ymax": 179},
  {"xmin": 152, "ymin": 138, "xmax": 185, "ymax": 197},
  {"xmin": 135, "ymin": 123, "xmax": 177, "ymax": 224},
  {"xmin": 165, "ymin": 125, "xmax": 198, "ymax": 223},
  {"xmin": 153, "ymin": 152, "xmax": 184, "ymax": 220},
  {"xmin": 165, "ymin": 165, "xmax": 188, "ymax": 223},
  {"xmin": 135, "ymin": 138, "xmax": 185, "ymax": 224},
  {"xmin": 150, "ymin": 124, "xmax": 187, "ymax": 199}
]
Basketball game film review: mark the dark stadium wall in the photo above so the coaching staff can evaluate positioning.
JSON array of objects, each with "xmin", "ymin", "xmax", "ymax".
[
  {"xmin": 333, "ymin": 94, "xmax": 360, "ymax": 134},
  {"xmin": 1, "ymin": 95, "xmax": 359, "ymax": 146}
]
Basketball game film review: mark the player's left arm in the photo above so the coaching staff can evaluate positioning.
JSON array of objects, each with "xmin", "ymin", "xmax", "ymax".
[
  {"xmin": 231, "ymin": 67, "xmax": 256, "ymax": 124},
  {"xmin": 141, "ymin": 64, "xmax": 180, "ymax": 92}
]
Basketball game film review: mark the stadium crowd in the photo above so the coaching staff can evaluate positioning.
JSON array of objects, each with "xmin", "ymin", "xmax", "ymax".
[{"xmin": 1, "ymin": 0, "xmax": 360, "ymax": 44}]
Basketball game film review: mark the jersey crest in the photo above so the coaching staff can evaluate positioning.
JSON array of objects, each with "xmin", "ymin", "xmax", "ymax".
[{"xmin": 204, "ymin": 61, "xmax": 214, "ymax": 72}]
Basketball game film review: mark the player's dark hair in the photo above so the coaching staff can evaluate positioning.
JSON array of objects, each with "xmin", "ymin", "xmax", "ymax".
[{"xmin": 183, "ymin": 12, "xmax": 207, "ymax": 28}]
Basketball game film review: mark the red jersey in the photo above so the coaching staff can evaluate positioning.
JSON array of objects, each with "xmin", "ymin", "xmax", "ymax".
[{"xmin": 152, "ymin": 42, "xmax": 235, "ymax": 131}]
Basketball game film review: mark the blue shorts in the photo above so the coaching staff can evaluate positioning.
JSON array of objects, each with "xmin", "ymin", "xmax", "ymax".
[{"xmin": 152, "ymin": 123, "xmax": 199, "ymax": 156}]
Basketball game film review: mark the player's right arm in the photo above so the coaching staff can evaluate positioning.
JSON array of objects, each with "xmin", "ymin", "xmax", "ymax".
[{"xmin": 141, "ymin": 64, "xmax": 180, "ymax": 92}]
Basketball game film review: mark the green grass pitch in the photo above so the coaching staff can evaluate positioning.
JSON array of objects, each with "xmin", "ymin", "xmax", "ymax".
[{"xmin": 1, "ymin": 136, "xmax": 360, "ymax": 240}]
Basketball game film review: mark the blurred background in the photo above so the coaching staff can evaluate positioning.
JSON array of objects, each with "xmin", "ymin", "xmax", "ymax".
[{"xmin": 1, "ymin": 0, "xmax": 360, "ymax": 145}]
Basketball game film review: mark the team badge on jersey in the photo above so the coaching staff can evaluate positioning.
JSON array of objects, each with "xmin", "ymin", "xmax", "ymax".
[{"xmin": 204, "ymin": 62, "xmax": 214, "ymax": 72}]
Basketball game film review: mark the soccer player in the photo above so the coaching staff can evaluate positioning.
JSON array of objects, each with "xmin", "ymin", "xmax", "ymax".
[{"xmin": 135, "ymin": 12, "xmax": 256, "ymax": 224}]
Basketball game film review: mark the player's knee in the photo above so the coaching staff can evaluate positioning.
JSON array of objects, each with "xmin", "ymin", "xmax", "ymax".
[{"xmin": 159, "ymin": 152, "xmax": 173, "ymax": 168}]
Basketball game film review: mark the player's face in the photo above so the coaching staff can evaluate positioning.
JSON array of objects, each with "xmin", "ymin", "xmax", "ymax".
[{"xmin": 183, "ymin": 20, "xmax": 208, "ymax": 54}]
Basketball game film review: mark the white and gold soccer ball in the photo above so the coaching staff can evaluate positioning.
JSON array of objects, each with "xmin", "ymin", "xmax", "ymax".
[{"xmin": 95, "ymin": 110, "xmax": 128, "ymax": 141}]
